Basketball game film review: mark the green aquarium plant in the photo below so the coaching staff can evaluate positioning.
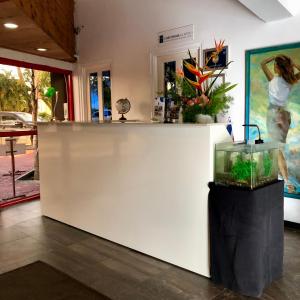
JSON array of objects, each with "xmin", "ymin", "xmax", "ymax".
[
  {"xmin": 231, "ymin": 155, "xmax": 257, "ymax": 182},
  {"xmin": 263, "ymin": 152, "xmax": 272, "ymax": 177}
]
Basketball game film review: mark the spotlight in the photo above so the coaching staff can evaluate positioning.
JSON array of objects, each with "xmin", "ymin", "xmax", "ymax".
[{"xmin": 4, "ymin": 23, "xmax": 18, "ymax": 29}]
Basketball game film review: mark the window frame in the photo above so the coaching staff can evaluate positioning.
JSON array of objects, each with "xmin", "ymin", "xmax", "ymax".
[
  {"xmin": 0, "ymin": 57, "xmax": 75, "ymax": 121},
  {"xmin": 85, "ymin": 64, "xmax": 112, "ymax": 122}
]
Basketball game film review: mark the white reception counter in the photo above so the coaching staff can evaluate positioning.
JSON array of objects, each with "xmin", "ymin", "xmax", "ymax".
[{"xmin": 38, "ymin": 122, "xmax": 231, "ymax": 277}]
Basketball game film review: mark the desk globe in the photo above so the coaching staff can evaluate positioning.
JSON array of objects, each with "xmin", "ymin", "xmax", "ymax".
[{"xmin": 116, "ymin": 98, "xmax": 131, "ymax": 121}]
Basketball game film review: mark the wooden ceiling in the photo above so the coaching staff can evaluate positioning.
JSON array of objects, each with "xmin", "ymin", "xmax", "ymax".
[{"xmin": 0, "ymin": 0, "xmax": 76, "ymax": 62}]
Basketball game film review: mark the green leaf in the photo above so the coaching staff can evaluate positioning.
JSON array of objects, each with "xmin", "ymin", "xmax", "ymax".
[{"xmin": 205, "ymin": 61, "xmax": 233, "ymax": 95}]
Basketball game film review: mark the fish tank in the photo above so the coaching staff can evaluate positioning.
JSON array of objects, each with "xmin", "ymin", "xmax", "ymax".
[{"xmin": 215, "ymin": 142, "xmax": 279, "ymax": 189}]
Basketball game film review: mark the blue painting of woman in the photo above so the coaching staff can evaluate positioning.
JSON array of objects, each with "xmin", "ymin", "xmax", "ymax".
[{"xmin": 261, "ymin": 55, "xmax": 300, "ymax": 193}]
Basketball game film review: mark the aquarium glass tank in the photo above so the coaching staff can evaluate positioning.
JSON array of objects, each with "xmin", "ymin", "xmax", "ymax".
[{"xmin": 215, "ymin": 142, "xmax": 279, "ymax": 189}]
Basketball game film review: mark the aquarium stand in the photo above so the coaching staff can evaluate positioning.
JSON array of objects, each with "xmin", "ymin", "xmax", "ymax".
[{"xmin": 208, "ymin": 180, "xmax": 284, "ymax": 298}]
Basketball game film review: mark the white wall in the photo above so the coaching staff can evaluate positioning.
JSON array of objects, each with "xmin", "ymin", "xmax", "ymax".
[
  {"xmin": 75, "ymin": 0, "xmax": 300, "ymax": 222},
  {"xmin": 75, "ymin": 0, "xmax": 300, "ymax": 139},
  {"xmin": 279, "ymin": 0, "xmax": 300, "ymax": 15}
]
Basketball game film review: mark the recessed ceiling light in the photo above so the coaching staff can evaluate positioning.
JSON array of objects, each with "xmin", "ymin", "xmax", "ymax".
[
  {"xmin": 36, "ymin": 48, "xmax": 47, "ymax": 52},
  {"xmin": 4, "ymin": 23, "xmax": 18, "ymax": 29}
]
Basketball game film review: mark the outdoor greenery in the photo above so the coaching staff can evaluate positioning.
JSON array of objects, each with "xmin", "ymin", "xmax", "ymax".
[
  {"xmin": 0, "ymin": 71, "xmax": 27, "ymax": 111},
  {"xmin": 0, "ymin": 67, "xmax": 51, "ymax": 122}
]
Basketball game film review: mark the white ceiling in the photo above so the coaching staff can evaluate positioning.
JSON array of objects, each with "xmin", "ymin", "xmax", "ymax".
[
  {"xmin": 278, "ymin": 0, "xmax": 300, "ymax": 15},
  {"xmin": 238, "ymin": 0, "xmax": 300, "ymax": 22}
]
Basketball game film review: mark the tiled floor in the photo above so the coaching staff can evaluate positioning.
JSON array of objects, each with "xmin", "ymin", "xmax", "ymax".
[{"xmin": 0, "ymin": 200, "xmax": 299, "ymax": 300}]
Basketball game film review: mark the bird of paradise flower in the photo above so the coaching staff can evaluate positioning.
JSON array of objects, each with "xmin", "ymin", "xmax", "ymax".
[{"xmin": 177, "ymin": 39, "xmax": 237, "ymax": 109}]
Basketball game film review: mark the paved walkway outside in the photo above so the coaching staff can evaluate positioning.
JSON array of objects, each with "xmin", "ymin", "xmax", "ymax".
[{"xmin": 0, "ymin": 150, "xmax": 39, "ymax": 201}]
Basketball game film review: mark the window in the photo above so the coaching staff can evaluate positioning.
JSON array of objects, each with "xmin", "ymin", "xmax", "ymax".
[
  {"xmin": 88, "ymin": 69, "xmax": 112, "ymax": 122},
  {"xmin": 89, "ymin": 72, "xmax": 99, "ymax": 122},
  {"xmin": 102, "ymin": 71, "xmax": 112, "ymax": 121},
  {"xmin": 164, "ymin": 61, "xmax": 176, "ymax": 97},
  {"xmin": 2, "ymin": 116, "xmax": 17, "ymax": 121}
]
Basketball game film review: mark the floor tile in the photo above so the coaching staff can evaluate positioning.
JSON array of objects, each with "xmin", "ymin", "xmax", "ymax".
[
  {"xmin": 0, "ymin": 236, "xmax": 49, "ymax": 267},
  {"xmin": 1, "ymin": 201, "xmax": 300, "ymax": 300},
  {"xmin": 0, "ymin": 226, "xmax": 28, "ymax": 244}
]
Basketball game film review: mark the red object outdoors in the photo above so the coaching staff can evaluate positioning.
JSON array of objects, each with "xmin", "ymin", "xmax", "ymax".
[
  {"xmin": 0, "ymin": 130, "xmax": 37, "ymax": 138},
  {"xmin": 0, "ymin": 130, "xmax": 40, "ymax": 208}
]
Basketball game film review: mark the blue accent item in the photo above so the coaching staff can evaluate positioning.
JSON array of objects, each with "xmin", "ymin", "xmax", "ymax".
[{"xmin": 226, "ymin": 123, "xmax": 232, "ymax": 136}]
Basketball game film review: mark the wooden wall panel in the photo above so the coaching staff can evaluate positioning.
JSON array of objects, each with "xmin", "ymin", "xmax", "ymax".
[
  {"xmin": 12, "ymin": 0, "xmax": 75, "ymax": 60},
  {"xmin": 0, "ymin": 0, "xmax": 75, "ymax": 61}
]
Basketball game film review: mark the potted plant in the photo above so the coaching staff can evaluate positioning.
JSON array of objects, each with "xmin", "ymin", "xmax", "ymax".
[{"xmin": 174, "ymin": 40, "xmax": 237, "ymax": 123}]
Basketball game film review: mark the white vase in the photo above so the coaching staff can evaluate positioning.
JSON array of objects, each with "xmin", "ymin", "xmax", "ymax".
[{"xmin": 195, "ymin": 114, "xmax": 214, "ymax": 124}]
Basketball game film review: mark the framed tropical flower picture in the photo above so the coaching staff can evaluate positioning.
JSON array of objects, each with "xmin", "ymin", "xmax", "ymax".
[{"xmin": 203, "ymin": 45, "xmax": 228, "ymax": 70}]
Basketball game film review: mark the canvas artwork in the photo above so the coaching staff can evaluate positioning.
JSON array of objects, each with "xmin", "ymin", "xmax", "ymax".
[
  {"xmin": 245, "ymin": 42, "xmax": 300, "ymax": 198},
  {"xmin": 203, "ymin": 46, "xmax": 228, "ymax": 70}
]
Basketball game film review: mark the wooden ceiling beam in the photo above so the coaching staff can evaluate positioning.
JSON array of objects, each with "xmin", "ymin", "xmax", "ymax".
[{"xmin": 0, "ymin": 0, "xmax": 76, "ymax": 62}]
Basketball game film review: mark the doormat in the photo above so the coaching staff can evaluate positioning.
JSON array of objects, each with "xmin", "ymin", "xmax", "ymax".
[{"xmin": 0, "ymin": 261, "xmax": 111, "ymax": 299}]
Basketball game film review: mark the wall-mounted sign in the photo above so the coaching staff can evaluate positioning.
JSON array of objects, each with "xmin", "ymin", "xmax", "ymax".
[{"xmin": 158, "ymin": 24, "xmax": 194, "ymax": 45}]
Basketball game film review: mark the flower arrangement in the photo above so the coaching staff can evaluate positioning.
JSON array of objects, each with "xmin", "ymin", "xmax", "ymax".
[{"xmin": 174, "ymin": 40, "xmax": 237, "ymax": 123}]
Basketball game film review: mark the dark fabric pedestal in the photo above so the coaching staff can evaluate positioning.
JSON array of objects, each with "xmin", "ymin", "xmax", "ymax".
[{"xmin": 208, "ymin": 181, "xmax": 284, "ymax": 298}]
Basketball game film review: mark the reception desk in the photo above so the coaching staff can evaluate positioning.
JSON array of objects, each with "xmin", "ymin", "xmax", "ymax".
[{"xmin": 38, "ymin": 122, "xmax": 231, "ymax": 277}]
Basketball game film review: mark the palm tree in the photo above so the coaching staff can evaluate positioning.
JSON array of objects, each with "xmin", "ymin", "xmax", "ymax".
[
  {"xmin": 22, "ymin": 69, "xmax": 51, "ymax": 180},
  {"xmin": 0, "ymin": 71, "xmax": 24, "ymax": 111},
  {"xmin": 21, "ymin": 69, "xmax": 51, "ymax": 120}
]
